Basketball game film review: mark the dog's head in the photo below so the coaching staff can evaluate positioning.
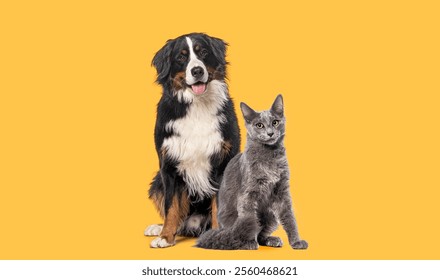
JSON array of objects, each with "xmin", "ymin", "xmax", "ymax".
[{"xmin": 152, "ymin": 33, "xmax": 227, "ymax": 96}]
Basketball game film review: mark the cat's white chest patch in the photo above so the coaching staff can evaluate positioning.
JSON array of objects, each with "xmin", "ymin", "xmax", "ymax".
[{"xmin": 162, "ymin": 81, "xmax": 228, "ymax": 198}]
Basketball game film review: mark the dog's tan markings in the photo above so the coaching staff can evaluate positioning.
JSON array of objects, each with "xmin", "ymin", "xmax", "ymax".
[
  {"xmin": 172, "ymin": 71, "xmax": 186, "ymax": 91},
  {"xmin": 151, "ymin": 192, "xmax": 165, "ymax": 218},
  {"xmin": 207, "ymin": 66, "xmax": 224, "ymax": 81},
  {"xmin": 181, "ymin": 49, "xmax": 188, "ymax": 55},
  {"xmin": 180, "ymin": 191, "xmax": 190, "ymax": 221},
  {"xmin": 159, "ymin": 147, "xmax": 167, "ymax": 159},
  {"xmin": 220, "ymin": 141, "xmax": 232, "ymax": 161},
  {"xmin": 211, "ymin": 195, "xmax": 219, "ymax": 229},
  {"xmin": 160, "ymin": 192, "xmax": 190, "ymax": 244}
]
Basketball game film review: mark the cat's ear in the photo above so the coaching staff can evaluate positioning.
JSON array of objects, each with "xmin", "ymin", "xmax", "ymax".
[
  {"xmin": 240, "ymin": 102, "xmax": 258, "ymax": 123},
  {"xmin": 271, "ymin": 94, "xmax": 284, "ymax": 117}
]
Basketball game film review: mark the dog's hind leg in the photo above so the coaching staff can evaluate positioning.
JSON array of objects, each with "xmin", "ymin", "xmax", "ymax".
[
  {"xmin": 178, "ymin": 196, "xmax": 214, "ymax": 237},
  {"xmin": 178, "ymin": 213, "xmax": 210, "ymax": 237}
]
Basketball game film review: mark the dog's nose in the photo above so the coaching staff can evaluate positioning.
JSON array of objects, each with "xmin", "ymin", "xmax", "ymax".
[
  {"xmin": 268, "ymin": 132, "xmax": 274, "ymax": 137},
  {"xmin": 191, "ymin": 66, "xmax": 204, "ymax": 78}
]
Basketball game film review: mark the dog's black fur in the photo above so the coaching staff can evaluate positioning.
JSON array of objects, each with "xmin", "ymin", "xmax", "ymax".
[{"xmin": 147, "ymin": 33, "xmax": 240, "ymax": 247}]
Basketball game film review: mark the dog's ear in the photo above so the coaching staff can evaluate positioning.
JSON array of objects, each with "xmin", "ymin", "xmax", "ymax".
[
  {"xmin": 152, "ymin": 39, "xmax": 174, "ymax": 84},
  {"xmin": 240, "ymin": 102, "xmax": 258, "ymax": 123},
  {"xmin": 208, "ymin": 36, "xmax": 228, "ymax": 65}
]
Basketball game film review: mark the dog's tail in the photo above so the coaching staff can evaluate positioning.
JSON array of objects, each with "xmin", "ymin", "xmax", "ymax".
[{"xmin": 196, "ymin": 216, "xmax": 259, "ymax": 250}]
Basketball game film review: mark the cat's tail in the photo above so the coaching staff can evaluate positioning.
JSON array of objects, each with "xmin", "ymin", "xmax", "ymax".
[{"xmin": 196, "ymin": 216, "xmax": 259, "ymax": 250}]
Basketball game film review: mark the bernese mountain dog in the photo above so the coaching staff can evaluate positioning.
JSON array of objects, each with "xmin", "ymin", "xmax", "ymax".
[{"xmin": 145, "ymin": 33, "xmax": 240, "ymax": 248}]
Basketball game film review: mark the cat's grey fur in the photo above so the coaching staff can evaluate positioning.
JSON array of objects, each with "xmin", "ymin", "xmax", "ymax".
[{"xmin": 196, "ymin": 95, "xmax": 308, "ymax": 250}]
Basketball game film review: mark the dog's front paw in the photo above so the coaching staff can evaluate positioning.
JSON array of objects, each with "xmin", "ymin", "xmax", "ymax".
[
  {"xmin": 150, "ymin": 237, "xmax": 175, "ymax": 248},
  {"xmin": 144, "ymin": 224, "xmax": 163, "ymax": 236},
  {"xmin": 291, "ymin": 240, "xmax": 308, "ymax": 250}
]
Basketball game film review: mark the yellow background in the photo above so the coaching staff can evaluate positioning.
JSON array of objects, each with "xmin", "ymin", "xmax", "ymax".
[{"xmin": 1, "ymin": 0, "xmax": 439, "ymax": 260}]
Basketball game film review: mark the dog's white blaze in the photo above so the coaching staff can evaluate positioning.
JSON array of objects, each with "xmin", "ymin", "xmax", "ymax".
[
  {"xmin": 185, "ymin": 37, "xmax": 209, "ymax": 85},
  {"xmin": 162, "ymin": 80, "xmax": 228, "ymax": 198}
]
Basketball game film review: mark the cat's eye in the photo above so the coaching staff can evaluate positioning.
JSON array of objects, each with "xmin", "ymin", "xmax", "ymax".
[
  {"xmin": 272, "ymin": 120, "xmax": 280, "ymax": 127},
  {"xmin": 256, "ymin": 123, "xmax": 264, "ymax": 129}
]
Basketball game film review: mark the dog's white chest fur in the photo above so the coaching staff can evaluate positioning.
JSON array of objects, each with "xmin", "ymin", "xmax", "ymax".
[{"xmin": 162, "ymin": 81, "xmax": 228, "ymax": 198}]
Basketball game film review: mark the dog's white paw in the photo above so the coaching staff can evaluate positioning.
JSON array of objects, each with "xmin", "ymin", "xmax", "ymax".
[
  {"xmin": 150, "ymin": 237, "xmax": 175, "ymax": 248},
  {"xmin": 144, "ymin": 224, "xmax": 163, "ymax": 236}
]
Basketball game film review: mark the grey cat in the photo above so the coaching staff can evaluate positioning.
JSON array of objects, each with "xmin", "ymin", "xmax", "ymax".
[{"xmin": 196, "ymin": 95, "xmax": 308, "ymax": 250}]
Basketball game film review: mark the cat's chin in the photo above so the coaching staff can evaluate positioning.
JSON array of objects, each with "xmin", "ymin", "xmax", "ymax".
[{"xmin": 258, "ymin": 138, "xmax": 280, "ymax": 146}]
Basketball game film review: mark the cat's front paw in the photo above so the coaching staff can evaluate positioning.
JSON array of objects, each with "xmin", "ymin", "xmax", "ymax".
[
  {"xmin": 242, "ymin": 241, "xmax": 259, "ymax": 250},
  {"xmin": 259, "ymin": 236, "xmax": 283, "ymax": 247},
  {"xmin": 291, "ymin": 240, "xmax": 308, "ymax": 250},
  {"xmin": 266, "ymin": 236, "xmax": 283, "ymax": 247}
]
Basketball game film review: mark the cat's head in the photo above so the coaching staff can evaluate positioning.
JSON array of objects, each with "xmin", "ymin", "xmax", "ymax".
[{"xmin": 240, "ymin": 94, "xmax": 285, "ymax": 146}]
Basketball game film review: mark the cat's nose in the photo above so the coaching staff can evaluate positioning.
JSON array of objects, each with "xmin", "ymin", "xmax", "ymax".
[{"xmin": 268, "ymin": 132, "xmax": 274, "ymax": 137}]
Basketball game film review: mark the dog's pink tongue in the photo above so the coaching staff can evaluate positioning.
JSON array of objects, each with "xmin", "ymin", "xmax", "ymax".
[{"xmin": 191, "ymin": 83, "xmax": 206, "ymax": 95}]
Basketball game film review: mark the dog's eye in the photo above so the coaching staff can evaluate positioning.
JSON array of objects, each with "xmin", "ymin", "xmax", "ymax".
[
  {"xmin": 272, "ymin": 120, "xmax": 280, "ymax": 127},
  {"xmin": 199, "ymin": 49, "xmax": 208, "ymax": 58},
  {"xmin": 177, "ymin": 54, "xmax": 187, "ymax": 63},
  {"xmin": 256, "ymin": 123, "xmax": 264, "ymax": 129}
]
